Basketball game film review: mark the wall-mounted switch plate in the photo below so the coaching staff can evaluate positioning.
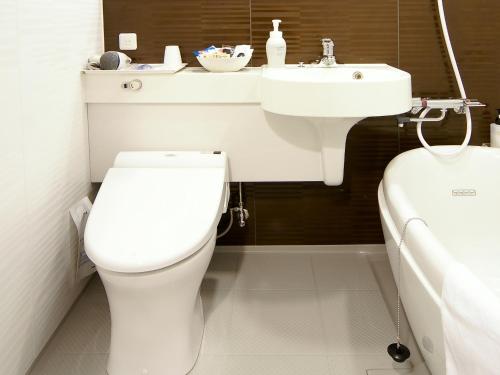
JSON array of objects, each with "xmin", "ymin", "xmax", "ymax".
[{"xmin": 119, "ymin": 33, "xmax": 137, "ymax": 50}]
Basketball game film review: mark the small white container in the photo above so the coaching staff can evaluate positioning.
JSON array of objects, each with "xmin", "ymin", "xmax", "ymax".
[
  {"xmin": 266, "ymin": 19, "xmax": 286, "ymax": 67},
  {"xmin": 164, "ymin": 45, "xmax": 183, "ymax": 68},
  {"xmin": 197, "ymin": 53, "xmax": 252, "ymax": 73},
  {"xmin": 490, "ymin": 110, "xmax": 500, "ymax": 148}
]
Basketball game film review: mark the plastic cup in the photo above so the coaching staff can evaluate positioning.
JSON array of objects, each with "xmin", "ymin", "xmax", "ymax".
[{"xmin": 163, "ymin": 45, "xmax": 182, "ymax": 68}]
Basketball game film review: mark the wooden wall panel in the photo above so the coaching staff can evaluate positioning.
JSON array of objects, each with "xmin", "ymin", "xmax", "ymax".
[
  {"xmin": 103, "ymin": 0, "xmax": 499, "ymax": 245},
  {"xmin": 216, "ymin": 118, "xmax": 399, "ymax": 246},
  {"xmin": 103, "ymin": 0, "xmax": 250, "ymax": 64},
  {"xmin": 250, "ymin": 0, "xmax": 398, "ymax": 66}
]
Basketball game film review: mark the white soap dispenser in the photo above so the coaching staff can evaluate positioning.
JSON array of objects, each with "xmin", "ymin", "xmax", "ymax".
[{"xmin": 266, "ymin": 19, "xmax": 286, "ymax": 67}]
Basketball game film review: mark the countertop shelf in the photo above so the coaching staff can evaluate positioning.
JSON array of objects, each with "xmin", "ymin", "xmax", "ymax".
[
  {"xmin": 83, "ymin": 66, "xmax": 262, "ymax": 76},
  {"xmin": 84, "ymin": 66, "xmax": 262, "ymax": 104}
]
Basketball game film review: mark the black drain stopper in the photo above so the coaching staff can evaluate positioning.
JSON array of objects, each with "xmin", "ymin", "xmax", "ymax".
[{"xmin": 387, "ymin": 343, "xmax": 411, "ymax": 363}]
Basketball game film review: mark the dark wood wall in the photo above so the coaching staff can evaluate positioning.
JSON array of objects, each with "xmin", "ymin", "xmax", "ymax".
[{"xmin": 103, "ymin": 0, "xmax": 499, "ymax": 245}]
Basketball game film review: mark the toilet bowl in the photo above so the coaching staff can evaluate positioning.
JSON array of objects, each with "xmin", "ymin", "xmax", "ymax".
[{"xmin": 84, "ymin": 151, "xmax": 229, "ymax": 375}]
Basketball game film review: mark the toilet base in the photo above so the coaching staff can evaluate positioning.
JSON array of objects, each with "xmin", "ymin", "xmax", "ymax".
[{"xmin": 98, "ymin": 234, "xmax": 216, "ymax": 375}]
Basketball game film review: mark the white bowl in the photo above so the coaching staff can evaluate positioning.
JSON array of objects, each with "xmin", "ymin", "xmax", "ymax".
[{"xmin": 197, "ymin": 53, "xmax": 252, "ymax": 72}]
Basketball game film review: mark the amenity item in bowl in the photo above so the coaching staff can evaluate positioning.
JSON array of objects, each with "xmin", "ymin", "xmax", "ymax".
[{"xmin": 195, "ymin": 45, "xmax": 252, "ymax": 72}]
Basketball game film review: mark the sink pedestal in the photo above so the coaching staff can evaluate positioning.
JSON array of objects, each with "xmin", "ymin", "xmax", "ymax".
[
  {"xmin": 260, "ymin": 64, "xmax": 412, "ymax": 185},
  {"xmin": 310, "ymin": 118, "xmax": 363, "ymax": 185}
]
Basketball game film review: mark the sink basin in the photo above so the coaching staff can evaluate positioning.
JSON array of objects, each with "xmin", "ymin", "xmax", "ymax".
[
  {"xmin": 261, "ymin": 64, "xmax": 412, "ymax": 117},
  {"xmin": 260, "ymin": 64, "xmax": 412, "ymax": 185}
]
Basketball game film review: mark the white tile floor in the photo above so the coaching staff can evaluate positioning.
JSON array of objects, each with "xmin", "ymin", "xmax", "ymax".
[{"xmin": 29, "ymin": 247, "xmax": 430, "ymax": 375}]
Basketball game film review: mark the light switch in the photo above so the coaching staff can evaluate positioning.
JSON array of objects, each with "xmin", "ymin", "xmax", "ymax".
[{"xmin": 119, "ymin": 33, "xmax": 137, "ymax": 50}]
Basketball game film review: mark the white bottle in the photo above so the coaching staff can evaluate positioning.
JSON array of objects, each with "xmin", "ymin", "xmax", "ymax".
[
  {"xmin": 490, "ymin": 110, "xmax": 500, "ymax": 148},
  {"xmin": 266, "ymin": 19, "xmax": 286, "ymax": 67}
]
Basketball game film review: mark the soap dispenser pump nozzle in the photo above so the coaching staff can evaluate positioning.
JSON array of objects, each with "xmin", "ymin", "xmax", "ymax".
[{"xmin": 270, "ymin": 19, "xmax": 282, "ymax": 37}]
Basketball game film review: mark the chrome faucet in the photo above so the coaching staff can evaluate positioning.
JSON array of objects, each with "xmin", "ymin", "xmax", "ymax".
[{"xmin": 320, "ymin": 38, "xmax": 337, "ymax": 66}]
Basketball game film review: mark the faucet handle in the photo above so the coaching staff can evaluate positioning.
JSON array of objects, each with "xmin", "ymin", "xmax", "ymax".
[{"xmin": 321, "ymin": 38, "xmax": 335, "ymax": 57}]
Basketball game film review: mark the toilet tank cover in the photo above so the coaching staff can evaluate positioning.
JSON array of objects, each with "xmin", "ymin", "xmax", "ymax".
[{"xmin": 84, "ymin": 154, "xmax": 227, "ymax": 273}]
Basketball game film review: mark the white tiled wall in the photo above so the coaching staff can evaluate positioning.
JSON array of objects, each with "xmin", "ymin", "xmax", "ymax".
[{"xmin": 0, "ymin": 1, "xmax": 103, "ymax": 374}]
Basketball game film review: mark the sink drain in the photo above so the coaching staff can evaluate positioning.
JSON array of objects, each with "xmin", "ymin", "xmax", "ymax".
[{"xmin": 352, "ymin": 71, "xmax": 363, "ymax": 80}]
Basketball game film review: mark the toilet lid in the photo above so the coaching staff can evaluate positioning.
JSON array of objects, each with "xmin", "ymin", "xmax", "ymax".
[{"xmin": 84, "ymin": 167, "xmax": 226, "ymax": 273}]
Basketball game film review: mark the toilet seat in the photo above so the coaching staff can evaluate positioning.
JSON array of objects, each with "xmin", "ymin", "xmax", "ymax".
[{"xmin": 85, "ymin": 165, "xmax": 227, "ymax": 273}]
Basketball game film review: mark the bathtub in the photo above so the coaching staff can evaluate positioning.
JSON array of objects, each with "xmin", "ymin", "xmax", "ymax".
[{"xmin": 378, "ymin": 146, "xmax": 500, "ymax": 375}]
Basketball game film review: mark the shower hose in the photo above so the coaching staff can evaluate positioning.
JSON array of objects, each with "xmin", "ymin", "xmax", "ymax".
[{"xmin": 416, "ymin": 0, "xmax": 471, "ymax": 156}]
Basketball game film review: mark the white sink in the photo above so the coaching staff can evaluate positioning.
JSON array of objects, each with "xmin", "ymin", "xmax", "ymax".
[
  {"xmin": 261, "ymin": 64, "xmax": 411, "ymax": 117},
  {"xmin": 261, "ymin": 64, "xmax": 412, "ymax": 185}
]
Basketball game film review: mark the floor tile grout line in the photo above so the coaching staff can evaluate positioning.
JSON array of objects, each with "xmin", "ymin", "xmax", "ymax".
[
  {"xmin": 52, "ymin": 351, "xmax": 110, "ymax": 355},
  {"xmin": 215, "ymin": 245, "xmax": 387, "ymax": 255},
  {"xmin": 220, "ymin": 353, "xmax": 331, "ymax": 358},
  {"xmin": 219, "ymin": 281, "xmax": 236, "ymax": 358},
  {"xmin": 203, "ymin": 287, "xmax": 380, "ymax": 292},
  {"xmin": 310, "ymin": 253, "xmax": 331, "ymax": 357}
]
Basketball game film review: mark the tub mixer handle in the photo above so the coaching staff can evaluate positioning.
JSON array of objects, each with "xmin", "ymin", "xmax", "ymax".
[{"xmin": 397, "ymin": 98, "xmax": 486, "ymax": 128}]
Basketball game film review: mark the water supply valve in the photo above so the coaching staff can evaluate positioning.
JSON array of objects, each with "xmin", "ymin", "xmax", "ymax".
[{"xmin": 233, "ymin": 206, "xmax": 250, "ymax": 228}]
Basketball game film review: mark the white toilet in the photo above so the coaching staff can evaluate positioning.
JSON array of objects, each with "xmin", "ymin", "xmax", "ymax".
[{"xmin": 84, "ymin": 151, "xmax": 229, "ymax": 375}]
